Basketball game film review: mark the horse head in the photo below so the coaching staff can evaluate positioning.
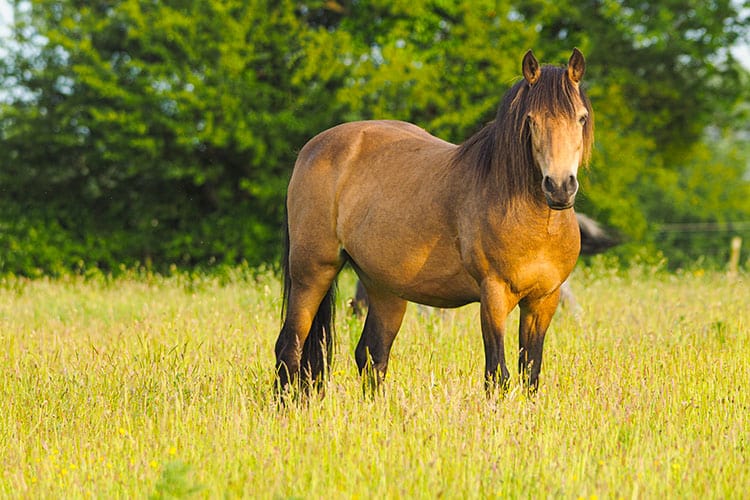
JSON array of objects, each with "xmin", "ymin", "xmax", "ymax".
[{"xmin": 522, "ymin": 48, "xmax": 592, "ymax": 210}]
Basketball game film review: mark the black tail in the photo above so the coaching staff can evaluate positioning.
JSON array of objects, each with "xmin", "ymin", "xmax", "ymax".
[
  {"xmin": 300, "ymin": 284, "xmax": 336, "ymax": 387},
  {"xmin": 278, "ymin": 210, "xmax": 336, "ymax": 391},
  {"xmin": 577, "ymin": 213, "xmax": 619, "ymax": 255}
]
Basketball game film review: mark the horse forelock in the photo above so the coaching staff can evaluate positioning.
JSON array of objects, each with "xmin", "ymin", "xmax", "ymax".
[
  {"xmin": 521, "ymin": 66, "xmax": 594, "ymax": 165},
  {"xmin": 453, "ymin": 64, "xmax": 593, "ymax": 205}
]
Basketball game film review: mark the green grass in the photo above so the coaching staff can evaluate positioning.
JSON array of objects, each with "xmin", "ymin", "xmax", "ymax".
[{"xmin": 0, "ymin": 266, "xmax": 748, "ymax": 498}]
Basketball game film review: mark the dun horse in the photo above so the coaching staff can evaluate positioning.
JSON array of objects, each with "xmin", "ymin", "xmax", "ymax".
[
  {"xmin": 351, "ymin": 212, "xmax": 617, "ymax": 316},
  {"xmin": 275, "ymin": 49, "xmax": 594, "ymax": 394}
]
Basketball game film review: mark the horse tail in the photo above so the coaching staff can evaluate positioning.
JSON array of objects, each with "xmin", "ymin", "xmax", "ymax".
[
  {"xmin": 301, "ymin": 281, "xmax": 336, "ymax": 388},
  {"xmin": 280, "ymin": 206, "xmax": 292, "ymax": 328},
  {"xmin": 279, "ymin": 205, "xmax": 337, "ymax": 390},
  {"xmin": 576, "ymin": 213, "xmax": 619, "ymax": 255}
]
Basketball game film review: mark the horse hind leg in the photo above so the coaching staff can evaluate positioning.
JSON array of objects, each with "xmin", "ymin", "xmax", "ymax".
[
  {"xmin": 275, "ymin": 260, "xmax": 343, "ymax": 394},
  {"xmin": 354, "ymin": 287, "xmax": 407, "ymax": 395}
]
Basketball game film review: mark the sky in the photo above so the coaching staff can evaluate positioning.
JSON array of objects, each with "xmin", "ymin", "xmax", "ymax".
[
  {"xmin": 735, "ymin": 42, "xmax": 750, "ymax": 67},
  {"xmin": 0, "ymin": 1, "xmax": 11, "ymax": 38}
]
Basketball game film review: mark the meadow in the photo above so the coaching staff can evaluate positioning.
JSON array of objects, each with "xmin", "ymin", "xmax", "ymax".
[{"xmin": 0, "ymin": 264, "xmax": 748, "ymax": 498}]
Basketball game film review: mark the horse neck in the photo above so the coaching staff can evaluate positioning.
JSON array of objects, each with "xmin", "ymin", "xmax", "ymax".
[
  {"xmin": 496, "ymin": 166, "xmax": 543, "ymax": 209},
  {"xmin": 480, "ymin": 148, "xmax": 547, "ymax": 219},
  {"xmin": 459, "ymin": 121, "xmax": 544, "ymax": 208}
]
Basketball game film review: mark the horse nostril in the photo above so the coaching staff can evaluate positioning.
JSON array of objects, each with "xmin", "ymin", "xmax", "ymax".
[
  {"xmin": 566, "ymin": 175, "xmax": 579, "ymax": 195},
  {"xmin": 543, "ymin": 176, "xmax": 555, "ymax": 193}
]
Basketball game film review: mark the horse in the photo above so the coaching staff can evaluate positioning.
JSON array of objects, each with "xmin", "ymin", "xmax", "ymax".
[
  {"xmin": 274, "ymin": 48, "xmax": 594, "ymax": 395},
  {"xmin": 349, "ymin": 213, "xmax": 618, "ymax": 317}
]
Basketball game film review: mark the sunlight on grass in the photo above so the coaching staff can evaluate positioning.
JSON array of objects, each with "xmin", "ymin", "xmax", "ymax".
[{"xmin": 0, "ymin": 267, "xmax": 747, "ymax": 497}]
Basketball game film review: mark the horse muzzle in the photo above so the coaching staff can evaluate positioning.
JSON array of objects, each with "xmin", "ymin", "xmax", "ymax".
[{"xmin": 542, "ymin": 174, "xmax": 578, "ymax": 210}]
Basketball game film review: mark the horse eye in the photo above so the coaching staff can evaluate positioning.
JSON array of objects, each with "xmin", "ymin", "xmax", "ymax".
[{"xmin": 578, "ymin": 115, "xmax": 588, "ymax": 125}]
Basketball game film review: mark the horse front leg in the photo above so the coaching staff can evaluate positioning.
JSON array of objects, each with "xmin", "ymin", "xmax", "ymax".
[
  {"xmin": 480, "ymin": 279, "xmax": 514, "ymax": 394},
  {"xmin": 354, "ymin": 288, "xmax": 407, "ymax": 396},
  {"xmin": 518, "ymin": 290, "xmax": 561, "ymax": 393}
]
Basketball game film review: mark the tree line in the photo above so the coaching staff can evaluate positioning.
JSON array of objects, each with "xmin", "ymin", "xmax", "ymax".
[{"xmin": 1, "ymin": 0, "xmax": 749, "ymax": 276}]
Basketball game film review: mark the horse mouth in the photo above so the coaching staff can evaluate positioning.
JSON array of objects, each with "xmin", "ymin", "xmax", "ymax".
[
  {"xmin": 545, "ymin": 197, "xmax": 575, "ymax": 210},
  {"xmin": 542, "ymin": 176, "xmax": 578, "ymax": 210}
]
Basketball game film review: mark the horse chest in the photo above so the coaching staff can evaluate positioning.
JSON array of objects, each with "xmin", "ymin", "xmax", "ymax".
[
  {"xmin": 523, "ymin": 239, "xmax": 577, "ymax": 293},
  {"xmin": 476, "ymin": 219, "xmax": 579, "ymax": 298},
  {"xmin": 511, "ymin": 251, "xmax": 571, "ymax": 296}
]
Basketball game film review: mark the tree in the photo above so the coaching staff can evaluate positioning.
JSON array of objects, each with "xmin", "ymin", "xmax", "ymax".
[
  {"xmin": 1, "ymin": 0, "xmax": 749, "ymax": 274},
  {"xmin": 0, "ymin": 0, "xmax": 351, "ymax": 273},
  {"xmin": 309, "ymin": 0, "xmax": 750, "ymax": 265},
  {"xmin": 526, "ymin": 0, "xmax": 750, "ymax": 264}
]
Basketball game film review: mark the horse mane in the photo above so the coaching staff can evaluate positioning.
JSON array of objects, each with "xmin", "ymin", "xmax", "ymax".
[{"xmin": 452, "ymin": 65, "xmax": 594, "ymax": 208}]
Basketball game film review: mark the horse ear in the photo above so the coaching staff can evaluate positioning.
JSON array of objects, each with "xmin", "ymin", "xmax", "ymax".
[
  {"xmin": 522, "ymin": 50, "xmax": 541, "ymax": 86},
  {"xmin": 567, "ymin": 48, "xmax": 586, "ymax": 84}
]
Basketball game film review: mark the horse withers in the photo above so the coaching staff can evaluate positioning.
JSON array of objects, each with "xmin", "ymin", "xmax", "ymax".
[{"xmin": 274, "ymin": 49, "xmax": 594, "ymax": 395}]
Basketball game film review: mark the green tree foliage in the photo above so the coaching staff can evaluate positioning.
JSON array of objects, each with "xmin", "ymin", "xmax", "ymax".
[
  {"xmin": 1, "ymin": 0, "xmax": 351, "ymax": 273},
  {"xmin": 0, "ymin": 0, "xmax": 749, "ymax": 275}
]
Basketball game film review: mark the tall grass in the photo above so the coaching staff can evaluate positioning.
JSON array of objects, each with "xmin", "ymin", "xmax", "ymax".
[{"xmin": 0, "ymin": 266, "xmax": 747, "ymax": 498}]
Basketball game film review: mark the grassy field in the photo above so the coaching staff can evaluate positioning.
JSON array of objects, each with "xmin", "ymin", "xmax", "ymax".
[{"xmin": 0, "ymin": 265, "xmax": 748, "ymax": 498}]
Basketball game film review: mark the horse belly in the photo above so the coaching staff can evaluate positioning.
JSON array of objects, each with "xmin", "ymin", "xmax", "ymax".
[
  {"xmin": 391, "ymin": 262, "xmax": 480, "ymax": 308},
  {"xmin": 341, "ymin": 222, "xmax": 480, "ymax": 307},
  {"xmin": 367, "ymin": 259, "xmax": 480, "ymax": 308}
]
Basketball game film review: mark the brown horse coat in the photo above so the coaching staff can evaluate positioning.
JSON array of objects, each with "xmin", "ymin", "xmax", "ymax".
[{"xmin": 275, "ymin": 49, "xmax": 594, "ymax": 393}]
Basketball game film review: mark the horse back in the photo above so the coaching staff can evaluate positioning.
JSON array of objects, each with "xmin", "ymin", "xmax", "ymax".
[
  {"xmin": 294, "ymin": 120, "xmax": 449, "ymax": 169},
  {"xmin": 288, "ymin": 120, "xmax": 455, "ymax": 214}
]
